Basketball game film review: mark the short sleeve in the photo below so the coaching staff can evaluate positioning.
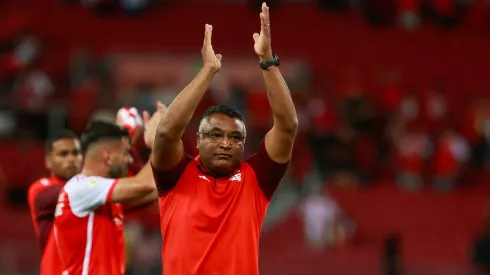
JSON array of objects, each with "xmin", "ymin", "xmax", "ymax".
[
  {"xmin": 65, "ymin": 176, "xmax": 118, "ymax": 217},
  {"xmin": 246, "ymin": 140, "xmax": 290, "ymax": 201},
  {"xmin": 28, "ymin": 182, "xmax": 64, "ymax": 250},
  {"xmin": 151, "ymin": 154, "xmax": 193, "ymax": 195}
]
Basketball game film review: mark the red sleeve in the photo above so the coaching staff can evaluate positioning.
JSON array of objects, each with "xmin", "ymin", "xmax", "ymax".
[
  {"xmin": 151, "ymin": 154, "xmax": 193, "ymax": 195},
  {"xmin": 246, "ymin": 140, "xmax": 290, "ymax": 201},
  {"xmin": 33, "ymin": 184, "xmax": 64, "ymax": 251},
  {"xmin": 105, "ymin": 179, "xmax": 119, "ymax": 204}
]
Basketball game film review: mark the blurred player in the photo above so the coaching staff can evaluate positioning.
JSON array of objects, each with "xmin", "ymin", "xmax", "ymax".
[
  {"xmin": 54, "ymin": 105, "xmax": 163, "ymax": 274},
  {"xmin": 28, "ymin": 129, "xmax": 83, "ymax": 275},
  {"xmin": 28, "ymin": 105, "xmax": 150, "ymax": 275},
  {"xmin": 151, "ymin": 3, "xmax": 298, "ymax": 274}
]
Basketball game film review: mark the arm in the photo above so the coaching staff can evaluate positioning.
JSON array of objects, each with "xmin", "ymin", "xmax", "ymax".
[
  {"xmin": 246, "ymin": 140, "xmax": 289, "ymax": 200},
  {"xmin": 65, "ymin": 165, "xmax": 155, "ymax": 217},
  {"xmin": 151, "ymin": 24, "xmax": 221, "ymax": 192},
  {"xmin": 29, "ymin": 183, "xmax": 64, "ymax": 250},
  {"xmin": 121, "ymin": 103, "xmax": 167, "ymax": 211},
  {"xmin": 111, "ymin": 162, "xmax": 155, "ymax": 203},
  {"xmin": 246, "ymin": 3, "xmax": 298, "ymax": 199},
  {"xmin": 253, "ymin": 3, "xmax": 298, "ymax": 165}
]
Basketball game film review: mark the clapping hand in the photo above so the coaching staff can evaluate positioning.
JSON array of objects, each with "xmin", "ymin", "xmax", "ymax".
[
  {"xmin": 253, "ymin": 2, "xmax": 274, "ymax": 61},
  {"xmin": 142, "ymin": 101, "xmax": 166, "ymax": 149},
  {"xmin": 202, "ymin": 24, "xmax": 222, "ymax": 73}
]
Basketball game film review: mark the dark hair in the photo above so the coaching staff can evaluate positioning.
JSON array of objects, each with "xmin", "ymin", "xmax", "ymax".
[
  {"xmin": 81, "ymin": 120, "xmax": 129, "ymax": 153},
  {"xmin": 45, "ymin": 129, "xmax": 79, "ymax": 153},
  {"xmin": 201, "ymin": 105, "xmax": 244, "ymax": 122}
]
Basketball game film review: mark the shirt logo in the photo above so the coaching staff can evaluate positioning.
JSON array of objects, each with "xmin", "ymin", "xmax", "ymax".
[
  {"xmin": 199, "ymin": 175, "xmax": 210, "ymax": 182},
  {"xmin": 87, "ymin": 178, "xmax": 98, "ymax": 188},
  {"xmin": 230, "ymin": 173, "xmax": 242, "ymax": 182},
  {"xmin": 113, "ymin": 217, "xmax": 123, "ymax": 226},
  {"xmin": 40, "ymin": 178, "xmax": 50, "ymax": 186}
]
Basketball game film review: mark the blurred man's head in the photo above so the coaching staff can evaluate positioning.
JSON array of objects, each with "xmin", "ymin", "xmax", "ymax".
[
  {"xmin": 45, "ymin": 130, "xmax": 83, "ymax": 180},
  {"xmin": 197, "ymin": 105, "xmax": 246, "ymax": 177},
  {"xmin": 81, "ymin": 121, "xmax": 131, "ymax": 178}
]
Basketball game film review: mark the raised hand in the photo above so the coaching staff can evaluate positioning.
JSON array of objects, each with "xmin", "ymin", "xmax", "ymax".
[
  {"xmin": 253, "ymin": 2, "xmax": 273, "ymax": 60},
  {"xmin": 202, "ymin": 24, "xmax": 222, "ymax": 73},
  {"xmin": 142, "ymin": 101, "xmax": 167, "ymax": 149}
]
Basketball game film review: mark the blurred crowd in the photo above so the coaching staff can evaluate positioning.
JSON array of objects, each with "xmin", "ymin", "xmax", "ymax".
[
  {"xmin": 27, "ymin": 0, "xmax": 490, "ymax": 31},
  {"xmin": 1, "ymin": 0, "xmax": 490, "ymax": 274}
]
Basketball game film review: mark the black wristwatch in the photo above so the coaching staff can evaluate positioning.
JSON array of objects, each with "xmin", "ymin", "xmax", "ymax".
[{"xmin": 259, "ymin": 53, "xmax": 280, "ymax": 70}]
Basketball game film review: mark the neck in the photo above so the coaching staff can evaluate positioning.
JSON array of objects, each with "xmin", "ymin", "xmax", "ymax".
[
  {"xmin": 49, "ymin": 174, "xmax": 65, "ymax": 181},
  {"xmin": 81, "ymin": 160, "xmax": 108, "ymax": 178}
]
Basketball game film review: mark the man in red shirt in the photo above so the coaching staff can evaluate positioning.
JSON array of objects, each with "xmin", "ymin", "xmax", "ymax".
[
  {"xmin": 28, "ymin": 105, "xmax": 150, "ymax": 275},
  {"xmin": 151, "ymin": 3, "xmax": 298, "ymax": 274},
  {"xmin": 54, "ymin": 107, "xmax": 163, "ymax": 274},
  {"xmin": 28, "ymin": 129, "xmax": 83, "ymax": 275}
]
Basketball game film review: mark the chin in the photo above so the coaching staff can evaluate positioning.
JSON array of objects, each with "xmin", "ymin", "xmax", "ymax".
[{"xmin": 211, "ymin": 161, "xmax": 239, "ymax": 177}]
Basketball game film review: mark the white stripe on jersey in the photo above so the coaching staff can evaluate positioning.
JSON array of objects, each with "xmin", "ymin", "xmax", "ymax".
[{"xmin": 82, "ymin": 212, "xmax": 95, "ymax": 275}]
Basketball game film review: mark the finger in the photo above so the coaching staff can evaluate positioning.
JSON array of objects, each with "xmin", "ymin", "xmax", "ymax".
[
  {"xmin": 142, "ymin": 111, "xmax": 150, "ymax": 124},
  {"xmin": 253, "ymin": 33, "xmax": 259, "ymax": 43},
  {"xmin": 203, "ymin": 24, "xmax": 212, "ymax": 47},
  {"xmin": 262, "ymin": 2, "xmax": 270, "ymax": 22},
  {"xmin": 216, "ymin": 54, "xmax": 222, "ymax": 62},
  {"xmin": 156, "ymin": 100, "xmax": 166, "ymax": 111},
  {"xmin": 260, "ymin": 13, "xmax": 270, "ymax": 33},
  {"xmin": 262, "ymin": 2, "xmax": 269, "ymax": 16}
]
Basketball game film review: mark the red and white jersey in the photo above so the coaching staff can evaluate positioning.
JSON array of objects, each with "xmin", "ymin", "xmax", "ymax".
[{"xmin": 54, "ymin": 174, "xmax": 125, "ymax": 275}]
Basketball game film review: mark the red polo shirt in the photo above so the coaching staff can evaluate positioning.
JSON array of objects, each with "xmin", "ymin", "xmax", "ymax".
[
  {"xmin": 152, "ymin": 140, "xmax": 289, "ymax": 275},
  {"xmin": 28, "ymin": 176, "xmax": 65, "ymax": 275}
]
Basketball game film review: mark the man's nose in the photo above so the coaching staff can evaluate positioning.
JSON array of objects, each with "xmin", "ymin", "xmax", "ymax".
[{"xmin": 219, "ymin": 137, "xmax": 232, "ymax": 149}]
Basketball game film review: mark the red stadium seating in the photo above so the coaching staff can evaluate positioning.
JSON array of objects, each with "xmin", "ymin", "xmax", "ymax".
[{"xmin": 260, "ymin": 184, "xmax": 487, "ymax": 274}]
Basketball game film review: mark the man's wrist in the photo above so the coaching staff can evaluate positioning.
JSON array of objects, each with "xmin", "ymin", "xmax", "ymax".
[
  {"xmin": 201, "ymin": 64, "xmax": 218, "ymax": 76},
  {"xmin": 259, "ymin": 51, "xmax": 274, "ymax": 62}
]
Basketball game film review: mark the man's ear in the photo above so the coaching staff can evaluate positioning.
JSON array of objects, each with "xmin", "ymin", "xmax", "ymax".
[
  {"xmin": 196, "ymin": 132, "xmax": 201, "ymax": 149},
  {"xmin": 45, "ymin": 155, "xmax": 52, "ymax": 170},
  {"xmin": 102, "ymin": 149, "xmax": 111, "ymax": 165}
]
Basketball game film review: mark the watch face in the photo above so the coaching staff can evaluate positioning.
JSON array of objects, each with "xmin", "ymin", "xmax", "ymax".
[
  {"xmin": 274, "ymin": 54, "xmax": 280, "ymax": 65},
  {"xmin": 260, "ymin": 54, "xmax": 279, "ymax": 70}
]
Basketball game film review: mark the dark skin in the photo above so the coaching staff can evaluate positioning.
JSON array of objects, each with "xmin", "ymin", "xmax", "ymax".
[
  {"xmin": 197, "ymin": 114, "xmax": 246, "ymax": 177},
  {"xmin": 153, "ymin": 4, "xmax": 298, "ymax": 177},
  {"xmin": 45, "ymin": 138, "xmax": 83, "ymax": 180}
]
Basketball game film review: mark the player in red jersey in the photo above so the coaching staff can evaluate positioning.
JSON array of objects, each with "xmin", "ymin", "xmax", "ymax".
[
  {"xmin": 54, "ymin": 107, "xmax": 163, "ymax": 275},
  {"xmin": 28, "ymin": 106, "xmax": 149, "ymax": 275},
  {"xmin": 150, "ymin": 3, "xmax": 298, "ymax": 274},
  {"xmin": 28, "ymin": 129, "xmax": 83, "ymax": 275}
]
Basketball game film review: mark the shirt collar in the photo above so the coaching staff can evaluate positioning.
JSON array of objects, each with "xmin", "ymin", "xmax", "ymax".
[{"xmin": 194, "ymin": 155, "xmax": 241, "ymax": 179}]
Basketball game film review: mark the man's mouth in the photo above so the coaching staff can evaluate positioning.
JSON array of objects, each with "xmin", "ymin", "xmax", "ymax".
[{"xmin": 215, "ymin": 153, "xmax": 232, "ymax": 159}]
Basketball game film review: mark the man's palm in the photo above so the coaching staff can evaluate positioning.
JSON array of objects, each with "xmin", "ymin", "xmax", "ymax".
[
  {"xmin": 143, "ymin": 101, "xmax": 166, "ymax": 149},
  {"xmin": 253, "ymin": 3, "xmax": 272, "ymax": 58},
  {"xmin": 202, "ymin": 24, "xmax": 222, "ymax": 72}
]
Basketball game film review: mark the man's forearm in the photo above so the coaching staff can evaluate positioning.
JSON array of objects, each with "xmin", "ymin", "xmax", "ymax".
[
  {"xmin": 262, "ymin": 66, "xmax": 298, "ymax": 132},
  {"xmin": 157, "ymin": 66, "xmax": 216, "ymax": 139}
]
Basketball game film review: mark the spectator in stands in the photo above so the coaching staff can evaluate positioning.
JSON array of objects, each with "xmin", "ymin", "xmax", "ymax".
[
  {"xmin": 432, "ymin": 128, "xmax": 470, "ymax": 191},
  {"xmin": 472, "ymin": 200, "xmax": 490, "ymax": 274},
  {"xmin": 69, "ymin": 47, "xmax": 96, "ymax": 90},
  {"xmin": 299, "ymin": 184, "xmax": 355, "ymax": 250},
  {"xmin": 394, "ymin": 124, "xmax": 431, "ymax": 190},
  {"xmin": 382, "ymin": 233, "xmax": 404, "ymax": 275}
]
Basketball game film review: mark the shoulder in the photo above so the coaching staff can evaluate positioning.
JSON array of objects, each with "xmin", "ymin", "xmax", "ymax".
[
  {"xmin": 64, "ymin": 175, "xmax": 116, "ymax": 194},
  {"xmin": 153, "ymin": 154, "xmax": 195, "ymax": 194},
  {"xmin": 28, "ymin": 178, "xmax": 53, "ymax": 203}
]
